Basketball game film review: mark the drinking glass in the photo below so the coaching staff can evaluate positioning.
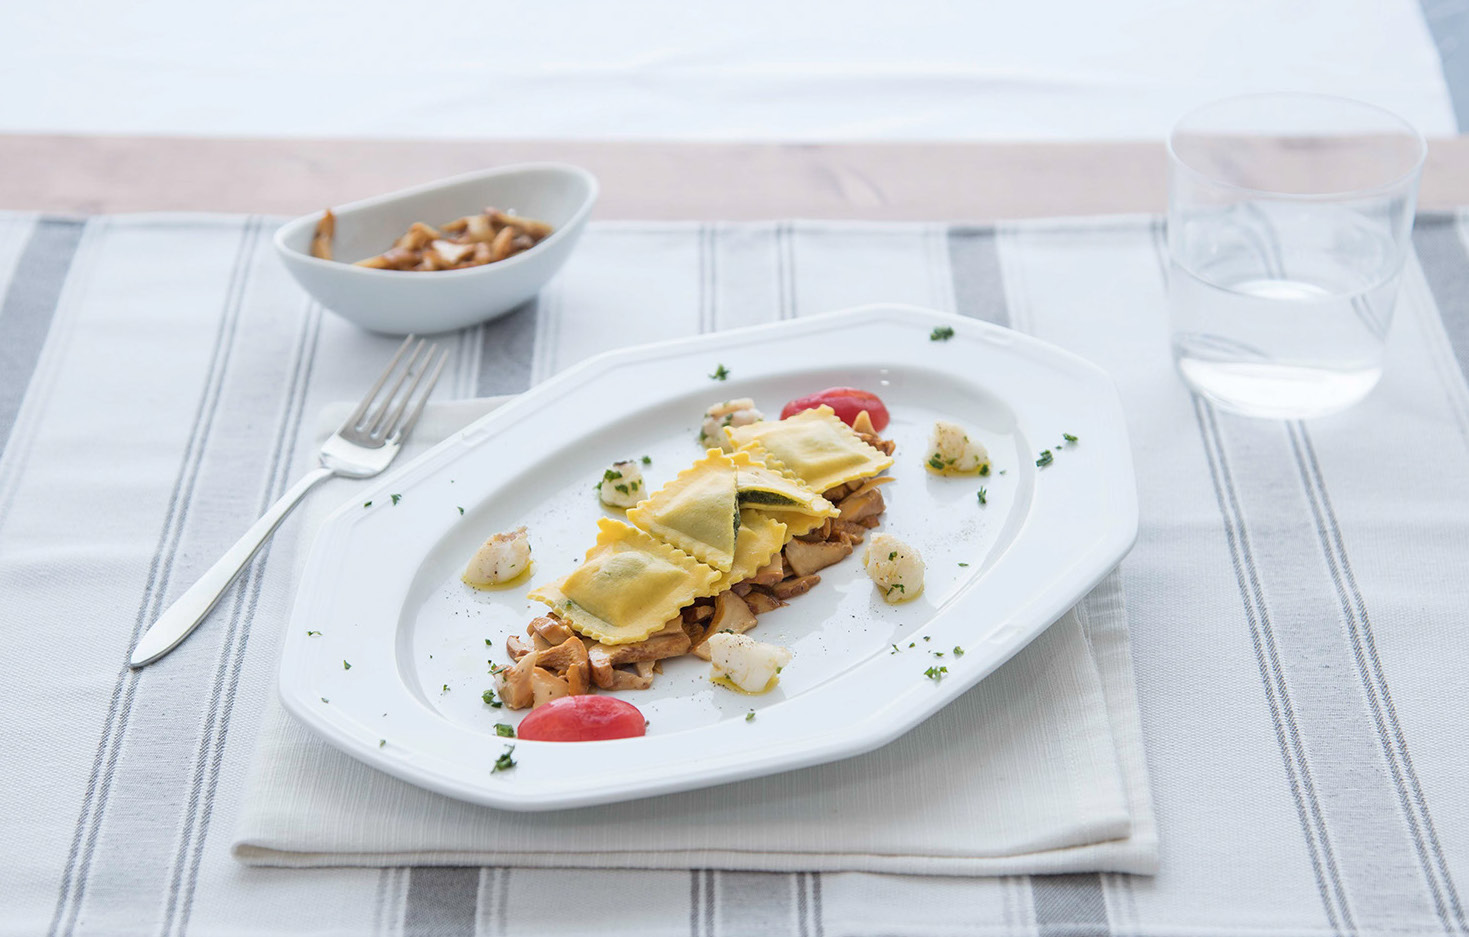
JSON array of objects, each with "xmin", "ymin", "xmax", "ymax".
[{"xmin": 1167, "ymin": 93, "xmax": 1425, "ymax": 418}]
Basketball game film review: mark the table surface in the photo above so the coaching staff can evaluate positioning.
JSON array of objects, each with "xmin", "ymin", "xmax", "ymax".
[
  {"xmin": 9, "ymin": 133, "xmax": 1469, "ymax": 937},
  {"xmin": 10, "ymin": 133, "xmax": 1469, "ymax": 220}
]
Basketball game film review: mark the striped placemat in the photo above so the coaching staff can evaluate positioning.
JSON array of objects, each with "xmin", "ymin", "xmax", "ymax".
[{"xmin": 2, "ymin": 213, "xmax": 1466, "ymax": 935}]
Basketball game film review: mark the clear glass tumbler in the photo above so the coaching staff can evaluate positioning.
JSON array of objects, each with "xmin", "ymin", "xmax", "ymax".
[{"xmin": 1167, "ymin": 93, "xmax": 1425, "ymax": 418}]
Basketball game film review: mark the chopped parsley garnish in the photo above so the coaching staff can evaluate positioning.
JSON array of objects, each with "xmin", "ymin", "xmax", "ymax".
[
  {"xmin": 495, "ymin": 723, "xmax": 515, "ymax": 738},
  {"xmin": 493, "ymin": 745, "xmax": 517, "ymax": 773},
  {"xmin": 891, "ymin": 644, "xmax": 901, "ymax": 654},
  {"xmin": 888, "ymin": 551, "xmax": 897, "ymax": 561},
  {"xmin": 614, "ymin": 483, "xmax": 630, "ymax": 495},
  {"xmin": 482, "ymin": 689, "xmax": 503, "ymax": 708},
  {"xmin": 886, "ymin": 583, "xmax": 906, "ymax": 596},
  {"xmin": 923, "ymin": 636, "xmax": 931, "ymax": 642},
  {"xmin": 953, "ymin": 646, "xmax": 966, "ymax": 657},
  {"xmin": 709, "ymin": 364, "xmax": 730, "ymax": 381},
  {"xmin": 457, "ymin": 506, "xmax": 464, "ymax": 515},
  {"xmin": 930, "ymin": 326, "xmax": 955, "ymax": 342},
  {"xmin": 924, "ymin": 666, "xmax": 948, "ymax": 682},
  {"xmin": 390, "ymin": 493, "xmax": 402, "ymax": 506},
  {"xmin": 927, "ymin": 454, "xmax": 945, "ymax": 471},
  {"xmin": 342, "ymin": 660, "xmax": 352, "ymax": 670},
  {"xmin": 641, "ymin": 455, "xmax": 652, "ymax": 465},
  {"xmin": 307, "ymin": 630, "xmax": 321, "ymax": 636},
  {"xmin": 441, "ymin": 684, "xmax": 449, "ymax": 692},
  {"xmin": 932, "ymin": 651, "xmax": 945, "ymax": 657},
  {"xmin": 979, "ymin": 464, "xmax": 990, "ymax": 477},
  {"xmin": 379, "ymin": 739, "xmax": 386, "ymax": 748},
  {"xmin": 745, "ymin": 711, "xmax": 755, "ymax": 723},
  {"xmin": 362, "ymin": 501, "xmax": 372, "ymax": 508},
  {"xmin": 958, "ymin": 562, "xmax": 969, "ymax": 567},
  {"xmin": 597, "ymin": 468, "xmax": 623, "ymax": 491},
  {"xmin": 320, "ymin": 697, "xmax": 329, "ymax": 703},
  {"xmin": 484, "ymin": 638, "xmax": 493, "ymax": 646},
  {"xmin": 1036, "ymin": 450, "xmax": 1054, "ymax": 468},
  {"xmin": 908, "ymin": 641, "xmax": 916, "ymax": 648},
  {"xmin": 1064, "ymin": 432, "xmax": 1078, "ymax": 443},
  {"xmin": 977, "ymin": 487, "xmax": 987, "ymax": 505}
]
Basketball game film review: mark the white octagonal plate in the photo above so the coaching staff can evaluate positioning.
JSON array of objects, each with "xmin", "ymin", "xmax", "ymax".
[{"xmin": 279, "ymin": 304, "xmax": 1138, "ymax": 811}]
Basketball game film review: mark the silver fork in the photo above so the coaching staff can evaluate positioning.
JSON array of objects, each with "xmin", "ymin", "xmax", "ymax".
[{"xmin": 130, "ymin": 335, "xmax": 448, "ymax": 668}]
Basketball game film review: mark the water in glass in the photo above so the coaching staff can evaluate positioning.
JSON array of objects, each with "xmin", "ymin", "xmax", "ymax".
[
  {"xmin": 1166, "ymin": 93, "xmax": 1423, "ymax": 419},
  {"xmin": 1169, "ymin": 214, "xmax": 1399, "ymax": 419}
]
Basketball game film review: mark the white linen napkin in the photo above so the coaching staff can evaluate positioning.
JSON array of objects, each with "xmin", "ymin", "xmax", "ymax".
[{"xmin": 231, "ymin": 398, "xmax": 1157, "ymax": 875}]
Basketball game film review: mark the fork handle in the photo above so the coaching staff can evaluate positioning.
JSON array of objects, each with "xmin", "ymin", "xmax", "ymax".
[{"xmin": 129, "ymin": 466, "xmax": 337, "ymax": 667}]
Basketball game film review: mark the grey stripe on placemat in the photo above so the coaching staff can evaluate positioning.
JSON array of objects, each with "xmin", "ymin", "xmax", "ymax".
[
  {"xmin": 477, "ymin": 298, "xmax": 538, "ymax": 396},
  {"xmin": 1144, "ymin": 225, "xmax": 1361, "ymax": 931},
  {"xmin": 1034, "ymin": 874, "xmax": 1110, "ymax": 937},
  {"xmin": 1192, "ymin": 401, "xmax": 1354, "ymax": 934},
  {"xmin": 403, "ymin": 867, "xmax": 479, "ymax": 937},
  {"xmin": 371, "ymin": 867, "xmax": 395, "ymax": 936},
  {"xmin": 48, "ymin": 216, "xmax": 260, "ymax": 937},
  {"xmin": 171, "ymin": 299, "xmax": 326, "ymax": 937},
  {"xmin": 717, "ymin": 872, "xmax": 795, "ymax": 937},
  {"xmin": 1287, "ymin": 421, "xmax": 1467, "ymax": 933},
  {"xmin": 794, "ymin": 872, "xmax": 811, "ymax": 937},
  {"xmin": 953, "ymin": 221, "xmax": 1107, "ymax": 934},
  {"xmin": 1195, "ymin": 397, "xmax": 1460, "ymax": 931},
  {"xmin": 809, "ymin": 871, "xmax": 824, "ymax": 937},
  {"xmin": 947, "ymin": 226, "xmax": 1010, "ymax": 326},
  {"xmin": 1421, "ymin": 0, "xmax": 1469, "ymax": 131},
  {"xmin": 0, "ymin": 217, "xmax": 84, "ymax": 462},
  {"xmin": 1412, "ymin": 217, "xmax": 1469, "ymax": 387}
]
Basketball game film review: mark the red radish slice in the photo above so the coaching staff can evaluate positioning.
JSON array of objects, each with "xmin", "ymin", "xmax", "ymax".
[
  {"xmin": 780, "ymin": 387, "xmax": 890, "ymax": 432},
  {"xmin": 516, "ymin": 695, "xmax": 647, "ymax": 742}
]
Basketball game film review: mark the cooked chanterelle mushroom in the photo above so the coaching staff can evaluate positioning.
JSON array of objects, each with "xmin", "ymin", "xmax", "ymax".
[
  {"xmin": 863, "ymin": 533, "xmax": 924, "ymax": 603},
  {"xmin": 587, "ymin": 621, "xmax": 691, "ymax": 690},
  {"xmin": 698, "ymin": 398, "xmax": 763, "ymax": 450},
  {"xmin": 783, "ymin": 537, "xmax": 853, "ymax": 578},
  {"xmin": 497, "ymin": 623, "xmax": 591, "ymax": 707},
  {"xmin": 497, "ymin": 649, "xmax": 560, "ymax": 709},
  {"xmin": 597, "ymin": 460, "xmax": 645, "ymax": 509},
  {"xmin": 462, "ymin": 526, "xmax": 531, "ymax": 586}
]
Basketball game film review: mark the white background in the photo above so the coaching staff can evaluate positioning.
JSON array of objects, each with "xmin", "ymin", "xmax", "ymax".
[{"xmin": 4, "ymin": 0, "xmax": 1455, "ymax": 140}]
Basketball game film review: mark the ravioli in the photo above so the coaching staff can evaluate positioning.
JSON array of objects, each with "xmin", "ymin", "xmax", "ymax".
[
  {"xmin": 728, "ymin": 450, "xmax": 838, "ymax": 518},
  {"xmin": 708, "ymin": 510, "xmax": 789, "ymax": 594},
  {"xmin": 528, "ymin": 519, "xmax": 720, "ymax": 644},
  {"xmin": 727, "ymin": 406, "xmax": 894, "ymax": 494},
  {"xmin": 626, "ymin": 450, "xmax": 740, "ymax": 570},
  {"xmin": 752, "ymin": 509, "xmax": 829, "ymax": 540}
]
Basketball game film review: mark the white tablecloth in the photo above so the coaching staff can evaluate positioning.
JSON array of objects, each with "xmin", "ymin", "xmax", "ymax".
[
  {"xmin": 1, "ymin": 0, "xmax": 1455, "ymax": 140},
  {"xmin": 4, "ymin": 213, "xmax": 1469, "ymax": 935}
]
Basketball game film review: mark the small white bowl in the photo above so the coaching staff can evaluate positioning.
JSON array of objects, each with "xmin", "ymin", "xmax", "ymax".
[{"xmin": 274, "ymin": 163, "xmax": 597, "ymax": 334}]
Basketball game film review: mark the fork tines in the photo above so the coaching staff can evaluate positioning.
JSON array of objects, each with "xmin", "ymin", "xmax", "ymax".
[{"xmin": 347, "ymin": 335, "xmax": 448, "ymax": 444}]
